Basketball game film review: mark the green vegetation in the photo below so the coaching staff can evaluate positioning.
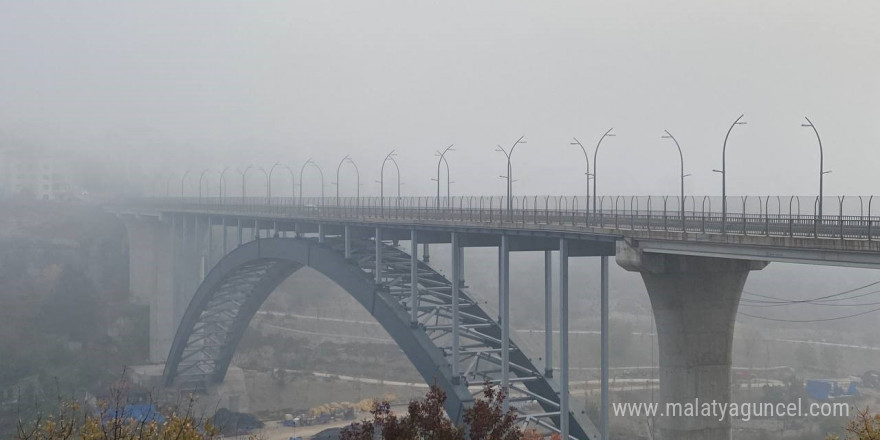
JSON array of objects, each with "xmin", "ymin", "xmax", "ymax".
[
  {"xmin": 826, "ymin": 408, "xmax": 880, "ymax": 440},
  {"xmin": 0, "ymin": 201, "xmax": 146, "ymax": 436},
  {"xmin": 341, "ymin": 383, "xmax": 529, "ymax": 440},
  {"xmin": 15, "ymin": 387, "xmax": 219, "ymax": 440}
]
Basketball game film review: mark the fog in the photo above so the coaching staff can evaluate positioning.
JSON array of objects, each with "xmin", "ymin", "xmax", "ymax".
[
  {"xmin": 3, "ymin": 2, "xmax": 880, "ymax": 439},
  {"xmin": 2, "ymin": 1, "xmax": 879, "ymax": 197}
]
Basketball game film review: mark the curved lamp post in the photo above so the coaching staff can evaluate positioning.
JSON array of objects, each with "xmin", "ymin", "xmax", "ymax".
[
  {"xmin": 165, "ymin": 172, "xmax": 176, "ymax": 197},
  {"xmin": 712, "ymin": 114, "xmax": 747, "ymax": 233},
  {"xmin": 591, "ymin": 128, "xmax": 616, "ymax": 214},
  {"xmin": 380, "ymin": 150, "xmax": 401, "ymax": 215},
  {"xmin": 180, "ymin": 169, "xmax": 192, "ymax": 198},
  {"xmin": 802, "ymin": 117, "xmax": 831, "ymax": 220},
  {"xmin": 198, "ymin": 168, "xmax": 214, "ymax": 203},
  {"xmin": 335, "ymin": 155, "xmax": 360, "ymax": 206},
  {"xmin": 434, "ymin": 144, "xmax": 455, "ymax": 209},
  {"xmin": 570, "ymin": 137, "xmax": 593, "ymax": 221},
  {"xmin": 219, "ymin": 167, "xmax": 243, "ymax": 201},
  {"xmin": 269, "ymin": 162, "xmax": 295, "ymax": 200},
  {"xmin": 496, "ymin": 136, "xmax": 526, "ymax": 211},
  {"xmin": 299, "ymin": 159, "xmax": 325, "ymax": 206},
  {"xmin": 242, "ymin": 165, "xmax": 269, "ymax": 203},
  {"xmin": 661, "ymin": 130, "xmax": 690, "ymax": 227}
]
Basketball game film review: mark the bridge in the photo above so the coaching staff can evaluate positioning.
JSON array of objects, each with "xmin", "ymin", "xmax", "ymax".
[{"xmin": 113, "ymin": 194, "xmax": 880, "ymax": 440}]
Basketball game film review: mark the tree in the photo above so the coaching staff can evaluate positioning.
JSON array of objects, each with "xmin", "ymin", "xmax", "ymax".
[
  {"xmin": 826, "ymin": 407, "xmax": 880, "ymax": 440},
  {"xmin": 463, "ymin": 385, "xmax": 520, "ymax": 440},
  {"xmin": 13, "ymin": 378, "xmax": 222, "ymax": 440},
  {"xmin": 16, "ymin": 393, "xmax": 219, "ymax": 440},
  {"xmin": 341, "ymin": 382, "xmax": 524, "ymax": 440}
]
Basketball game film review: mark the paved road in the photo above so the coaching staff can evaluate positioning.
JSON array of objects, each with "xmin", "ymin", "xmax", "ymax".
[{"xmin": 257, "ymin": 418, "xmax": 355, "ymax": 440}]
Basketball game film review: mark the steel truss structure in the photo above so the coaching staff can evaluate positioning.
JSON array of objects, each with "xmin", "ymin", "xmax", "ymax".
[{"xmin": 164, "ymin": 236, "xmax": 599, "ymax": 439}]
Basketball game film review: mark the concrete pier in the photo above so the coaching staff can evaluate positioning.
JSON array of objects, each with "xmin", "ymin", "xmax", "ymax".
[
  {"xmin": 124, "ymin": 217, "xmax": 177, "ymax": 363},
  {"xmin": 617, "ymin": 241, "xmax": 767, "ymax": 440}
]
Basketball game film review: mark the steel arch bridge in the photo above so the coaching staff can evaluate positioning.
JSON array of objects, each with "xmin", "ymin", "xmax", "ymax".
[{"xmin": 163, "ymin": 236, "xmax": 598, "ymax": 439}]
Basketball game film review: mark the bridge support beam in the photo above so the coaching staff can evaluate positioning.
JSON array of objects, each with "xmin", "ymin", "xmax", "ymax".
[
  {"xmin": 500, "ymin": 235, "xmax": 510, "ymax": 412},
  {"xmin": 375, "ymin": 228, "xmax": 383, "ymax": 285},
  {"xmin": 410, "ymin": 229, "xmax": 419, "ymax": 326},
  {"xmin": 544, "ymin": 250, "xmax": 553, "ymax": 378},
  {"xmin": 237, "ymin": 219, "xmax": 242, "ymax": 247},
  {"xmin": 559, "ymin": 239, "xmax": 570, "ymax": 440},
  {"xmin": 451, "ymin": 232, "xmax": 461, "ymax": 384},
  {"xmin": 600, "ymin": 255, "xmax": 610, "ymax": 440},
  {"xmin": 617, "ymin": 241, "xmax": 768, "ymax": 440},
  {"xmin": 222, "ymin": 217, "xmax": 228, "ymax": 256},
  {"xmin": 123, "ymin": 215, "xmax": 207, "ymax": 364},
  {"xmin": 457, "ymin": 245, "xmax": 465, "ymax": 287},
  {"xmin": 344, "ymin": 225, "xmax": 352, "ymax": 259}
]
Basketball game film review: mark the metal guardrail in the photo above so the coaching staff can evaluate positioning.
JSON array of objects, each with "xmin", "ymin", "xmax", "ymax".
[{"xmin": 126, "ymin": 195, "xmax": 880, "ymax": 241}]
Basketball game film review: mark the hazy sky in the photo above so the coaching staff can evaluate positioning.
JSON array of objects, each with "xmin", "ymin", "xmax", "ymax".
[{"xmin": 2, "ymin": 1, "xmax": 879, "ymax": 197}]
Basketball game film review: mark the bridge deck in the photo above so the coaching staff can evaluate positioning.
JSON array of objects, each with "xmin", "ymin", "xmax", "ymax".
[{"xmin": 113, "ymin": 198, "xmax": 880, "ymax": 268}]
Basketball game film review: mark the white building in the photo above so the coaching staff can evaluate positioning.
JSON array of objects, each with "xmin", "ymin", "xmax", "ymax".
[{"xmin": 0, "ymin": 146, "xmax": 77, "ymax": 200}]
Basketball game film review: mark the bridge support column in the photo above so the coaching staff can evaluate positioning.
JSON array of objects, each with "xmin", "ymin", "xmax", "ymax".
[
  {"xmin": 451, "ymin": 232, "xmax": 461, "ymax": 384},
  {"xmin": 222, "ymin": 217, "xmax": 228, "ymax": 256},
  {"xmin": 410, "ymin": 229, "xmax": 419, "ymax": 326},
  {"xmin": 499, "ymin": 235, "xmax": 510, "ymax": 411},
  {"xmin": 205, "ymin": 216, "xmax": 213, "ymax": 274},
  {"xmin": 423, "ymin": 243, "xmax": 430, "ymax": 262},
  {"xmin": 344, "ymin": 225, "xmax": 352, "ymax": 259},
  {"xmin": 617, "ymin": 241, "xmax": 768, "ymax": 440},
  {"xmin": 375, "ymin": 228, "xmax": 383, "ymax": 285},
  {"xmin": 318, "ymin": 224, "xmax": 325, "ymax": 243},
  {"xmin": 544, "ymin": 250, "xmax": 553, "ymax": 378},
  {"xmin": 123, "ymin": 216, "xmax": 177, "ymax": 364},
  {"xmin": 600, "ymin": 255, "xmax": 610, "ymax": 440},
  {"xmin": 237, "ymin": 219, "xmax": 242, "ymax": 247},
  {"xmin": 457, "ymin": 245, "xmax": 465, "ymax": 287},
  {"xmin": 558, "ymin": 239, "xmax": 570, "ymax": 440}
]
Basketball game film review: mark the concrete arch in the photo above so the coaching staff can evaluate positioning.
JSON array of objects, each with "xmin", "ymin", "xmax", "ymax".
[{"xmin": 164, "ymin": 236, "xmax": 596, "ymax": 438}]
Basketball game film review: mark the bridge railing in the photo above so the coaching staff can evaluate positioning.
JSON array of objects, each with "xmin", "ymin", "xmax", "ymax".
[{"xmin": 130, "ymin": 195, "xmax": 880, "ymax": 241}]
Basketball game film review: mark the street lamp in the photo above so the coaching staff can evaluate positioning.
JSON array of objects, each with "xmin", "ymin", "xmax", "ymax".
[
  {"xmin": 165, "ymin": 172, "xmax": 176, "ymax": 197},
  {"xmin": 592, "ymin": 128, "xmax": 616, "ymax": 214},
  {"xmin": 180, "ymin": 169, "xmax": 192, "ymax": 198},
  {"xmin": 379, "ymin": 150, "xmax": 401, "ymax": 215},
  {"xmin": 269, "ymin": 162, "xmax": 296, "ymax": 201},
  {"xmin": 495, "ymin": 136, "xmax": 526, "ymax": 211},
  {"xmin": 219, "ymin": 167, "xmax": 243, "ymax": 201},
  {"xmin": 242, "ymin": 165, "xmax": 269, "ymax": 203},
  {"xmin": 661, "ymin": 130, "xmax": 691, "ymax": 228},
  {"xmin": 335, "ymin": 155, "xmax": 360, "ymax": 206},
  {"xmin": 299, "ymin": 159, "xmax": 325, "ymax": 206},
  {"xmin": 570, "ymin": 138, "xmax": 594, "ymax": 222},
  {"xmin": 713, "ymin": 114, "xmax": 747, "ymax": 233},
  {"xmin": 198, "ymin": 168, "xmax": 214, "ymax": 203},
  {"xmin": 802, "ymin": 117, "xmax": 831, "ymax": 220},
  {"xmin": 433, "ymin": 144, "xmax": 454, "ymax": 209}
]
